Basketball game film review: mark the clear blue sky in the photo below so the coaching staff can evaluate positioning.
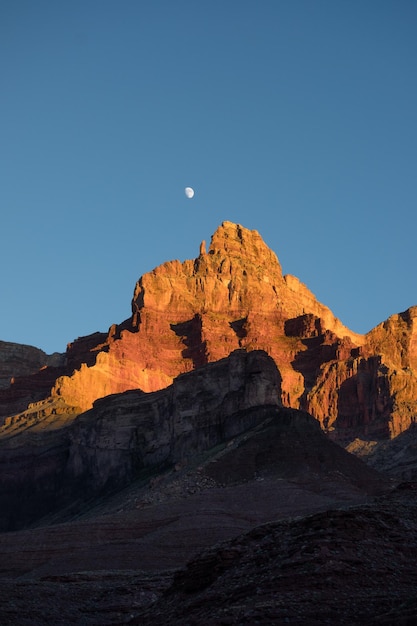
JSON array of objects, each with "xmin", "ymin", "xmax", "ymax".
[{"xmin": 1, "ymin": 1, "xmax": 416, "ymax": 354}]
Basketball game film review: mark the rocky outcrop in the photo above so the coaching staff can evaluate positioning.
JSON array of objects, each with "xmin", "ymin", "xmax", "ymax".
[
  {"xmin": 300, "ymin": 309, "xmax": 417, "ymax": 441},
  {"xmin": 47, "ymin": 222, "xmax": 364, "ymax": 416},
  {"xmin": 348, "ymin": 423, "xmax": 417, "ymax": 481},
  {"xmin": 0, "ymin": 222, "xmax": 415, "ymax": 443},
  {"xmin": 0, "ymin": 334, "xmax": 111, "ymax": 422},
  {"xmin": 0, "ymin": 342, "xmax": 66, "ymax": 421},
  {"xmin": 0, "ymin": 350, "xmax": 282, "ymax": 530},
  {"xmin": 67, "ymin": 349, "xmax": 282, "ymax": 496},
  {"xmin": 366, "ymin": 307, "xmax": 417, "ymax": 371},
  {"xmin": 0, "ymin": 340, "xmax": 64, "ymax": 389},
  {"xmin": 306, "ymin": 352, "xmax": 417, "ymax": 441}
]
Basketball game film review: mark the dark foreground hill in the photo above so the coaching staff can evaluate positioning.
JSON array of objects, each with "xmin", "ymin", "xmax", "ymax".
[
  {"xmin": 1, "ymin": 477, "xmax": 416, "ymax": 624},
  {"xmin": 135, "ymin": 485, "xmax": 417, "ymax": 626}
]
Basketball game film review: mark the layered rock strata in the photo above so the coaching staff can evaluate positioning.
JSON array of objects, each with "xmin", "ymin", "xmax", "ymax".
[
  {"xmin": 46, "ymin": 222, "xmax": 365, "ymax": 418},
  {"xmin": 0, "ymin": 341, "xmax": 63, "ymax": 390},
  {"xmin": 1, "ymin": 221, "xmax": 416, "ymax": 443},
  {"xmin": 0, "ymin": 350, "xmax": 281, "ymax": 530}
]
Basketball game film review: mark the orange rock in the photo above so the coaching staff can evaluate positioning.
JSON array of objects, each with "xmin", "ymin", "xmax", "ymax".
[{"xmin": 1, "ymin": 222, "xmax": 416, "ymax": 443}]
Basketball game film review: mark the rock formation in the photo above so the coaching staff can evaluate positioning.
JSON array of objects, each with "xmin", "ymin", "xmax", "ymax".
[
  {"xmin": 0, "ymin": 221, "xmax": 416, "ymax": 445},
  {"xmin": 0, "ymin": 340, "xmax": 64, "ymax": 389},
  {"xmin": 0, "ymin": 341, "xmax": 62, "ymax": 386},
  {"xmin": 348, "ymin": 422, "xmax": 417, "ymax": 481},
  {"xmin": 67, "ymin": 349, "xmax": 282, "ymax": 498},
  {"xmin": 305, "ymin": 308, "xmax": 417, "ymax": 441},
  {"xmin": 0, "ymin": 221, "xmax": 416, "ymax": 624},
  {"xmin": 0, "ymin": 350, "xmax": 282, "ymax": 530}
]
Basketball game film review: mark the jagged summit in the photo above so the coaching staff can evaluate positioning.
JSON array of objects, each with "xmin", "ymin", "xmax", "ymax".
[
  {"xmin": 0, "ymin": 221, "xmax": 416, "ymax": 443},
  {"xmin": 132, "ymin": 221, "xmax": 360, "ymax": 339},
  {"xmin": 209, "ymin": 221, "xmax": 282, "ymax": 267}
]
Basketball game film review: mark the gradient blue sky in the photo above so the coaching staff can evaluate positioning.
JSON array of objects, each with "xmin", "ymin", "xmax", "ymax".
[{"xmin": 1, "ymin": 1, "xmax": 416, "ymax": 354}]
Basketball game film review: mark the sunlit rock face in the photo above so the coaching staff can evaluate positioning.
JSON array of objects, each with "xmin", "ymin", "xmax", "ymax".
[
  {"xmin": 0, "ymin": 221, "xmax": 416, "ymax": 442},
  {"xmin": 300, "ymin": 307, "xmax": 417, "ymax": 441},
  {"xmin": 50, "ymin": 221, "xmax": 362, "ymax": 414}
]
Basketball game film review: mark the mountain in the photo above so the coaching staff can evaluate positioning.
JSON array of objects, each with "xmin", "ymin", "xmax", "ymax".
[
  {"xmin": 1, "ymin": 221, "xmax": 416, "ymax": 444},
  {"xmin": 1, "ymin": 221, "xmax": 416, "ymax": 624}
]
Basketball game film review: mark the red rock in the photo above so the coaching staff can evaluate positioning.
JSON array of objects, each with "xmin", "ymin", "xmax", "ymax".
[{"xmin": 1, "ymin": 221, "xmax": 416, "ymax": 443}]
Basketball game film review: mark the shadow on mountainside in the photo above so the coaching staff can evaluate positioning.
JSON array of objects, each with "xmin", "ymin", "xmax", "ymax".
[{"xmin": 171, "ymin": 315, "xmax": 208, "ymax": 368}]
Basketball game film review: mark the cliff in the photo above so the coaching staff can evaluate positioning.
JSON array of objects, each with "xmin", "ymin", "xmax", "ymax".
[
  {"xmin": 0, "ymin": 350, "xmax": 281, "ymax": 530},
  {"xmin": 46, "ymin": 222, "xmax": 366, "ymax": 417},
  {"xmin": 1, "ymin": 221, "xmax": 416, "ymax": 443},
  {"xmin": 0, "ymin": 340, "xmax": 64, "ymax": 390},
  {"xmin": 0, "ymin": 349, "xmax": 386, "ymax": 534}
]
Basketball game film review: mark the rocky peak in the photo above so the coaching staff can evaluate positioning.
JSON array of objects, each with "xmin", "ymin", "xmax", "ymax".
[
  {"xmin": 131, "ymin": 222, "xmax": 283, "ymax": 319},
  {"xmin": 0, "ymin": 222, "xmax": 416, "ymax": 444},
  {"xmin": 131, "ymin": 222, "xmax": 359, "ymax": 336},
  {"xmin": 208, "ymin": 221, "xmax": 282, "ymax": 270},
  {"xmin": 366, "ymin": 306, "xmax": 417, "ymax": 371}
]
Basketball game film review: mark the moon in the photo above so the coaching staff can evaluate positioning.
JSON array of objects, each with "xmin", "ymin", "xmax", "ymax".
[{"xmin": 185, "ymin": 187, "xmax": 195, "ymax": 199}]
